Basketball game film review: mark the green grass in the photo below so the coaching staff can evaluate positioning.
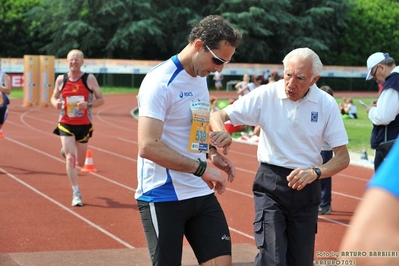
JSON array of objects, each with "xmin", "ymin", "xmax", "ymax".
[
  {"xmin": 9, "ymin": 87, "xmax": 137, "ymax": 99},
  {"xmin": 10, "ymin": 87, "xmax": 375, "ymax": 154}
]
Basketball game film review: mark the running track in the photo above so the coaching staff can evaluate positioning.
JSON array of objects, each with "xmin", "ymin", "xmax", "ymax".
[{"xmin": 0, "ymin": 92, "xmax": 375, "ymax": 265}]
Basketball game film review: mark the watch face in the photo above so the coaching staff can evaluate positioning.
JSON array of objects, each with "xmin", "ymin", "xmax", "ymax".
[{"xmin": 314, "ymin": 168, "xmax": 321, "ymax": 177}]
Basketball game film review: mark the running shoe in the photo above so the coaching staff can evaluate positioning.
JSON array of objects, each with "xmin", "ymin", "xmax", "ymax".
[
  {"xmin": 318, "ymin": 205, "xmax": 332, "ymax": 215},
  {"xmin": 72, "ymin": 191, "xmax": 83, "ymax": 207}
]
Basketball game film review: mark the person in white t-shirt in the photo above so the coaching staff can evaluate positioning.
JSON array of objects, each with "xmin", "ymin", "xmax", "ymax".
[
  {"xmin": 136, "ymin": 15, "xmax": 241, "ymax": 266},
  {"xmin": 210, "ymin": 48, "xmax": 350, "ymax": 266}
]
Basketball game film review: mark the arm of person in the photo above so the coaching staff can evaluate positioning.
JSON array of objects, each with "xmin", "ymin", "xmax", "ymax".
[
  {"xmin": 208, "ymin": 147, "xmax": 235, "ymax": 182},
  {"xmin": 86, "ymin": 74, "xmax": 104, "ymax": 108},
  {"xmin": 0, "ymin": 73, "xmax": 11, "ymax": 94},
  {"xmin": 339, "ymin": 188, "xmax": 399, "ymax": 265},
  {"xmin": 50, "ymin": 75, "xmax": 64, "ymax": 109},
  {"xmin": 209, "ymin": 109, "xmax": 233, "ymax": 155},
  {"xmin": 368, "ymin": 88, "xmax": 399, "ymax": 125},
  {"xmin": 138, "ymin": 116, "xmax": 227, "ymax": 194},
  {"xmin": 237, "ymin": 85, "xmax": 249, "ymax": 95},
  {"xmin": 287, "ymin": 145, "xmax": 350, "ymax": 190}
]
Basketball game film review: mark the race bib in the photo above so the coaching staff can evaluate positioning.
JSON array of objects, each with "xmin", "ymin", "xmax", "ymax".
[
  {"xmin": 66, "ymin": 95, "xmax": 85, "ymax": 118},
  {"xmin": 187, "ymin": 100, "xmax": 210, "ymax": 153}
]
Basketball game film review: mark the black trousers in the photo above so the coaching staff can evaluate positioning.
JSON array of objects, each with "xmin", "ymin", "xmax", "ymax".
[{"xmin": 253, "ymin": 163, "xmax": 320, "ymax": 266}]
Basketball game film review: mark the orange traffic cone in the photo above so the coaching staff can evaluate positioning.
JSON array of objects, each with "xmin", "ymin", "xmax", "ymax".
[{"xmin": 81, "ymin": 149, "xmax": 97, "ymax": 172}]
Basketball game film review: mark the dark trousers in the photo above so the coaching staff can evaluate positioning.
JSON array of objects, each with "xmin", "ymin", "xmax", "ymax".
[
  {"xmin": 374, "ymin": 149, "xmax": 385, "ymax": 171},
  {"xmin": 253, "ymin": 163, "xmax": 320, "ymax": 266},
  {"xmin": 320, "ymin": 150, "xmax": 333, "ymax": 207}
]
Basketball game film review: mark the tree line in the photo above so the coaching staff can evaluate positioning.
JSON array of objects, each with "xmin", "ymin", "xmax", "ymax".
[{"xmin": 1, "ymin": 0, "xmax": 398, "ymax": 67}]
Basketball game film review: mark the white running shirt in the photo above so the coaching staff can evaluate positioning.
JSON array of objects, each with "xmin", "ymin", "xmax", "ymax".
[{"xmin": 135, "ymin": 55, "xmax": 213, "ymax": 202}]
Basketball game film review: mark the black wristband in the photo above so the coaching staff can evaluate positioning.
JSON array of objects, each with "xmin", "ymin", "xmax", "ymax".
[{"xmin": 193, "ymin": 158, "xmax": 207, "ymax": 177}]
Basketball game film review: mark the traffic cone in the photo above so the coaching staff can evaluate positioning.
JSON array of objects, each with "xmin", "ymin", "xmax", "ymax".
[{"xmin": 81, "ymin": 149, "xmax": 97, "ymax": 172}]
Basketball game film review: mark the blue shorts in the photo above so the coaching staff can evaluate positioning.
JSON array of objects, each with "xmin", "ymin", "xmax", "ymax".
[
  {"xmin": 137, "ymin": 193, "xmax": 231, "ymax": 265},
  {"xmin": 0, "ymin": 105, "xmax": 8, "ymax": 124}
]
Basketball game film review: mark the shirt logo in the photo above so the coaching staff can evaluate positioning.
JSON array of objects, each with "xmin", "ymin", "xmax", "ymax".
[
  {"xmin": 311, "ymin": 111, "xmax": 318, "ymax": 123},
  {"xmin": 179, "ymin": 91, "xmax": 193, "ymax": 98}
]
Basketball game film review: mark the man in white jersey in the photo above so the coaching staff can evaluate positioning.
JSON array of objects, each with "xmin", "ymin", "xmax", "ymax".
[
  {"xmin": 136, "ymin": 15, "xmax": 241, "ymax": 266},
  {"xmin": 210, "ymin": 48, "xmax": 350, "ymax": 266}
]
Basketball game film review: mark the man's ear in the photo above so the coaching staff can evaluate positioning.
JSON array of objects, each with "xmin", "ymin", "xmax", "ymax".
[
  {"xmin": 311, "ymin": 75, "xmax": 321, "ymax": 86},
  {"xmin": 194, "ymin": 39, "xmax": 204, "ymax": 52}
]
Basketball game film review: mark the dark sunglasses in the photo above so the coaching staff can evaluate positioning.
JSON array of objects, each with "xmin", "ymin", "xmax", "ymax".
[{"xmin": 205, "ymin": 44, "xmax": 229, "ymax": 65}]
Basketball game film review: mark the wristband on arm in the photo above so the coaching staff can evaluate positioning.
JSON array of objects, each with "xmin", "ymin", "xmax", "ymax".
[{"xmin": 193, "ymin": 159, "xmax": 207, "ymax": 177}]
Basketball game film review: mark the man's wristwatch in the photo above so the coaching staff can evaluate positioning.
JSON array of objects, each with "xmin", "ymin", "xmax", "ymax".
[
  {"xmin": 312, "ymin": 167, "xmax": 322, "ymax": 180},
  {"xmin": 88, "ymin": 102, "xmax": 93, "ymax": 108}
]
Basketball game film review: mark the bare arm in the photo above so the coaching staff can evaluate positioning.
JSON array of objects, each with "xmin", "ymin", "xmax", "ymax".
[
  {"xmin": 339, "ymin": 188, "xmax": 399, "ymax": 265},
  {"xmin": 50, "ymin": 75, "xmax": 64, "ymax": 109},
  {"xmin": 0, "ymin": 73, "xmax": 11, "ymax": 95},
  {"xmin": 138, "ymin": 116, "xmax": 227, "ymax": 194},
  {"xmin": 287, "ymin": 145, "xmax": 350, "ymax": 190},
  {"xmin": 209, "ymin": 109, "xmax": 233, "ymax": 155},
  {"xmin": 86, "ymin": 74, "xmax": 104, "ymax": 108}
]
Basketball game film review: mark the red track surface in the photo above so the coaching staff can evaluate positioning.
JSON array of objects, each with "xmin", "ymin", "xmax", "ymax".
[{"xmin": 0, "ymin": 92, "xmax": 375, "ymax": 263}]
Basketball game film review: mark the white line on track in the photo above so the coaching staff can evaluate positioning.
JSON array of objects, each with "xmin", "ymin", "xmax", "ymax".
[{"xmin": 0, "ymin": 167, "xmax": 135, "ymax": 249}]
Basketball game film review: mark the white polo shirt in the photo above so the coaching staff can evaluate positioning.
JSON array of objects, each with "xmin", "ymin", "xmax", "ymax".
[{"xmin": 224, "ymin": 79, "xmax": 348, "ymax": 169}]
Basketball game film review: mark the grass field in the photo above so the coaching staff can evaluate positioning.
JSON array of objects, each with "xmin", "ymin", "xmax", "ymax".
[{"xmin": 9, "ymin": 87, "xmax": 375, "ymax": 155}]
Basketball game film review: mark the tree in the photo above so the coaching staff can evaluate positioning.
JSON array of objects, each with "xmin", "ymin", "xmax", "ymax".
[
  {"xmin": 218, "ymin": 0, "xmax": 351, "ymax": 63},
  {"xmin": 25, "ymin": 0, "xmax": 163, "ymax": 58},
  {"xmin": 0, "ymin": 0, "xmax": 43, "ymax": 58},
  {"xmin": 319, "ymin": 0, "xmax": 399, "ymax": 66}
]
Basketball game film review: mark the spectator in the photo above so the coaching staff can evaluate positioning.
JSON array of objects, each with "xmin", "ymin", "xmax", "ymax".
[
  {"xmin": 237, "ymin": 75, "xmax": 263, "ymax": 96},
  {"xmin": 235, "ymin": 73, "xmax": 250, "ymax": 97},
  {"xmin": 319, "ymin": 85, "xmax": 335, "ymax": 215},
  {"xmin": 344, "ymin": 97, "xmax": 358, "ymax": 119},
  {"xmin": 213, "ymin": 71, "xmax": 223, "ymax": 92},
  {"xmin": 364, "ymin": 52, "xmax": 399, "ymax": 170}
]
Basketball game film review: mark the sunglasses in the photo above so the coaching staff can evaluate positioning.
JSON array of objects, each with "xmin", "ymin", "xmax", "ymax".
[
  {"xmin": 205, "ymin": 44, "xmax": 229, "ymax": 65},
  {"xmin": 371, "ymin": 65, "xmax": 379, "ymax": 79}
]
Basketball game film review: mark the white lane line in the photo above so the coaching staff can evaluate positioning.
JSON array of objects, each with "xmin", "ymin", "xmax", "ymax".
[
  {"xmin": 229, "ymin": 227, "xmax": 254, "ymax": 240},
  {"xmin": 0, "ymin": 167, "xmax": 135, "ymax": 249},
  {"xmin": 318, "ymin": 216, "xmax": 350, "ymax": 227},
  {"xmin": 5, "ymin": 137, "xmax": 136, "ymax": 192}
]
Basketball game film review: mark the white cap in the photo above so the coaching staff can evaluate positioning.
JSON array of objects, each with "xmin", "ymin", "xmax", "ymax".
[{"xmin": 366, "ymin": 52, "xmax": 390, "ymax": 80}]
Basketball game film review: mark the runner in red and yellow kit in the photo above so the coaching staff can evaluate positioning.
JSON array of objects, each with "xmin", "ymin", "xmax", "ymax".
[{"xmin": 51, "ymin": 49, "xmax": 104, "ymax": 206}]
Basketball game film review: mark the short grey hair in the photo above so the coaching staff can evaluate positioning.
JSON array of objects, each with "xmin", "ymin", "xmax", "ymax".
[{"xmin": 282, "ymin": 47, "xmax": 323, "ymax": 79}]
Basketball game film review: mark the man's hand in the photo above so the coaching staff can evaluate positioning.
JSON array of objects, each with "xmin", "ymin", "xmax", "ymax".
[
  {"xmin": 286, "ymin": 168, "xmax": 317, "ymax": 191},
  {"xmin": 200, "ymin": 167, "xmax": 227, "ymax": 195},
  {"xmin": 210, "ymin": 131, "xmax": 233, "ymax": 155},
  {"xmin": 209, "ymin": 149, "xmax": 235, "ymax": 182}
]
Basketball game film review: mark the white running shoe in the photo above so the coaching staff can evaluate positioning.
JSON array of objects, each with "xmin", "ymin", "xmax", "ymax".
[{"xmin": 72, "ymin": 191, "xmax": 83, "ymax": 206}]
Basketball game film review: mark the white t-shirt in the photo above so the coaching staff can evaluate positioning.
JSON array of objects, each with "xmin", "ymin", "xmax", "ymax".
[
  {"xmin": 135, "ymin": 55, "xmax": 213, "ymax": 202},
  {"xmin": 224, "ymin": 79, "xmax": 348, "ymax": 169}
]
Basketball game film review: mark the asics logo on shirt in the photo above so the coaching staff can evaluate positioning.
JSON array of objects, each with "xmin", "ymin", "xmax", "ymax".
[{"xmin": 179, "ymin": 91, "xmax": 194, "ymax": 98}]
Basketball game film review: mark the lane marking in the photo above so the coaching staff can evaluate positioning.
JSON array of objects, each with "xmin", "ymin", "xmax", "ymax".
[{"xmin": 0, "ymin": 167, "xmax": 135, "ymax": 249}]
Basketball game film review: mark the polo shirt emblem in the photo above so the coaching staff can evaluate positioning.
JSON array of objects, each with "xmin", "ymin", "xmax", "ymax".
[{"xmin": 311, "ymin": 111, "xmax": 318, "ymax": 123}]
